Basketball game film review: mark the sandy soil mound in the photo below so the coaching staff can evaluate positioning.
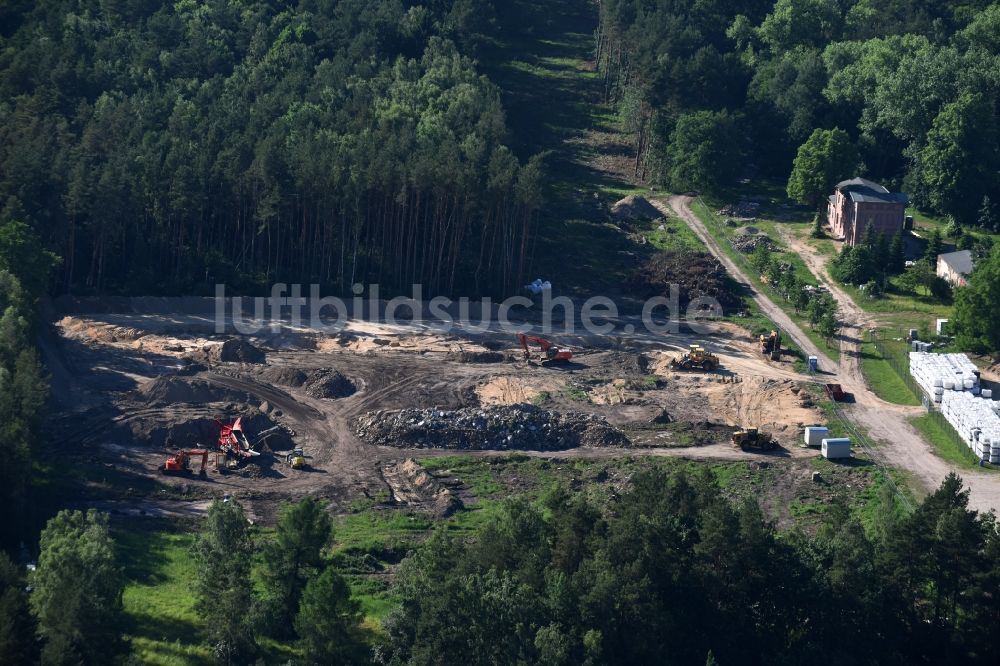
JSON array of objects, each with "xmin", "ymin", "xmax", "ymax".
[
  {"xmin": 476, "ymin": 375, "xmax": 564, "ymax": 406},
  {"xmin": 352, "ymin": 405, "xmax": 630, "ymax": 450},
  {"xmin": 304, "ymin": 370, "xmax": 357, "ymax": 399},
  {"xmin": 611, "ymin": 195, "xmax": 661, "ymax": 221},
  {"xmin": 136, "ymin": 377, "xmax": 252, "ymax": 406},
  {"xmin": 216, "ymin": 338, "xmax": 266, "ymax": 364}
]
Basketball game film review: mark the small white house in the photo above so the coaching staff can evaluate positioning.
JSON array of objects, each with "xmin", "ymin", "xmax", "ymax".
[
  {"xmin": 821, "ymin": 437, "xmax": 852, "ymax": 459},
  {"xmin": 937, "ymin": 250, "xmax": 974, "ymax": 287},
  {"xmin": 804, "ymin": 426, "xmax": 829, "ymax": 447}
]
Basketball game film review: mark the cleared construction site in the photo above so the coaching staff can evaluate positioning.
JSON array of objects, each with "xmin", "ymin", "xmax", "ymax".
[{"xmin": 45, "ymin": 291, "xmax": 836, "ymax": 521}]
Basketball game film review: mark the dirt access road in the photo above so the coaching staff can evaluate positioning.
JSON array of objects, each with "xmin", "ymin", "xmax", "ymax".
[{"xmin": 666, "ymin": 194, "xmax": 1000, "ymax": 512}]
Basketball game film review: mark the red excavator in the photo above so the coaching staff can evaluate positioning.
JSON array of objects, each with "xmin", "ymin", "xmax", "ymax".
[
  {"xmin": 518, "ymin": 333, "xmax": 573, "ymax": 363},
  {"xmin": 161, "ymin": 449, "xmax": 209, "ymax": 477}
]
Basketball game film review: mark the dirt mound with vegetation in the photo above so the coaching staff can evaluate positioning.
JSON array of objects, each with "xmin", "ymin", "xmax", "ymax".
[
  {"xmin": 352, "ymin": 405, "xmax": 630, "ymax": 450},
  {"xmin": 611, "ymin": 195, "xmax": 662, "ymax": 221},
  {"xmin": 628, "ymin": 250, "xmax": 742, "ymax": 309}
]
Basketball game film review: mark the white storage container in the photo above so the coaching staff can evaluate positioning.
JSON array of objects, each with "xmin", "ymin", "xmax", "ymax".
[
  {"xmin": 804, "ymin": 426, "xmax": 829, "ymax": 447},
  {"xmin": 821, "ymin": 438, "xmax": 851, "ymax": 459}
]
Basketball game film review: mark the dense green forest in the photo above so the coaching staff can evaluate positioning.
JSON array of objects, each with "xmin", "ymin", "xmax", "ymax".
[
  {"xmin": 0, "ymin": 0, "xmax": 541, "ymax": 295},
  {"xmin": 598, "ymin": 0, "xmax": 1000, "ymax": 227},
  {"xmin": 5, "ymin": 1, "xmax": 1000, "ymax": 664}
]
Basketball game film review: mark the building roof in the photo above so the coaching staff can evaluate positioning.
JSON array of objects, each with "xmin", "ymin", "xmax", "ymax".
[
  {"xmin": 938, "ymin": 250, "xmax": 974, "ymax": 275},
  {"xmin": 835, "ymin": 177, "xmax": 909, "ymax": 205}
]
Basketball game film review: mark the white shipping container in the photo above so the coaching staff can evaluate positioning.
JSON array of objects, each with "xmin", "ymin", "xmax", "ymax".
[{"xmin": 821, "ymin": 438, "xmax": 851, "ymax": 459}]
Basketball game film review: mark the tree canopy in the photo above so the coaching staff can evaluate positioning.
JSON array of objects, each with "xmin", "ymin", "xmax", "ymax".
[{"xmin": 953, "ymin": 246, "xmax": 1000, "ymax": 353}]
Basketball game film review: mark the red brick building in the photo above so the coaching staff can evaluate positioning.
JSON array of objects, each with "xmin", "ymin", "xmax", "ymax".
[{"xmin": 827, "ymin": 177, "xmax": 908, "ymax": 246}]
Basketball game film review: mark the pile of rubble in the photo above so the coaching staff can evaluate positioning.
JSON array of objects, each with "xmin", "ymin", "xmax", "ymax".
[
  {"xmin": 718, "ymin": 201, "xmax": 760, "ymax": 218},
  {"xmin": 352, "ymin": 405, "xmax": 630, "ymax": 450},
  {"xmin": 731, "ymin": 233, "xmax": 777, "ymax": 253}
]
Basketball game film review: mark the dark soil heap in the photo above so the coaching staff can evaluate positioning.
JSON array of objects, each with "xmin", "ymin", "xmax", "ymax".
[
  {"xmin": 136, "ymin": 377, "xmax": 251, "ymax": 406},
  {"xmin": 446, "ymin": 350, "xmax": 509, "ymax": 364},
  {"xmin": 216, "ymin": 338, "xmax": 266, "ymax": 364},
  {"xmin": 257, "ymin": 366, "xmax": 309, "ymax": 387},
  {"xmin": 304, "ymin": 370, "xmax": 357, "ymax": 399},
  {"xmin": 628, "ymin": 250, "xmax": 741, "ymax": 310},
  {"xmin": 352, "ymin": 405, "xmax": 630, "ymax": 450}
]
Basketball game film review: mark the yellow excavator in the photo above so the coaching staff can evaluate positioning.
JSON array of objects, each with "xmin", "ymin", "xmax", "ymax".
[
  {"xmin": 670, "ymin": 345, "xmax": 720, "ymax": 371},
  {"xmin": 732, "ymin": 427, "xmax": 777, "ymax": 452}
]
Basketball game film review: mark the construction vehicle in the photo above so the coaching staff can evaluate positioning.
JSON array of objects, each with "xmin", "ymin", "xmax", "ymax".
[
  {"xmin": 731, "ymin": 427, "xmax": 777, "ymax": 452},
  {"xmin": 286, "ymin": 448, "xmax": 307, "ymax": 469},
  {"xmin": 670, "ymin": 345, "xmax": 720, "ymax": 371},
  {"xmin": 825, "ymin": 383, "xmax": 847, "ymax": 402},
  {"xmin": 759, "ymin": 329, "xmax": 781, "ymax": 361},
  {"xmin": 160, "ymin": 449, "xmax": 209, "ymax": 477},
  {"xmin": 518, "ymin": 333, "xmax": 573, "ymax": 363},
  {"xmin": 216, "ymin": 417, "xmax": 260, "ymax": 459},
  {"xmin": 216, "ymin": 418, "xmax": 284, "ymax": 461}
]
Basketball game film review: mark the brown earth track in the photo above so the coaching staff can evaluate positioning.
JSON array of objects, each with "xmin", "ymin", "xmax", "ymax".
[{"xmin": 660, "ymin": 196, "xmax": 1000, "ymax": 512}]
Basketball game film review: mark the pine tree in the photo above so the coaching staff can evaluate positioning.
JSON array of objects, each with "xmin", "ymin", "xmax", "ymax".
[
  {"xmin": 259, "ymin": 498, "xmax": 332, "ymax": 639},
  {"xmin": 925, "ymin": 228, "xmax": 943, "ymax": 263},
  {"xmin": 193, "ymin": 500, "xmax": 256, "ymax": 663},
  {"xmin": 888, "ymin": 231, "xmax": 905, "ymax": 274},
  {"xmin": 29, "ymin": 510, "xmax": 123, "ymax": 665},
  {"xmin": 294, "ymin": 567, "xmax": 367, "ymax": 665}
]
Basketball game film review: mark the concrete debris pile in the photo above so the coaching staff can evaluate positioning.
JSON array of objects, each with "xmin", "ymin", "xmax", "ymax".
[
  {"xmin": 216, "ymin": 338, "xmax": 266, "ymax": 364},
  {"xmin": 610, "ymin": 195, "xmax": 662, "ymax": 221},
  {"xmin": 940, "ymin": 391, "xmax": 1000, "ymax": 464},
  {"xmin": 909, "ymin": 352, "xmax": 980, "ymax": 403},
  {"xmin": 352, "ymin": 405, "xmax": 631, "ymax": 450},
  {"xmin": 304, "ymin": 369, "xmax": 357, "ymax": 399},
  {"xmin": 718, "ymin": 201, "xmax": 760, "ymax": 218},
  {"xmin": 731, "ymin": 233, "xmax": 777, "ymax": 253}
]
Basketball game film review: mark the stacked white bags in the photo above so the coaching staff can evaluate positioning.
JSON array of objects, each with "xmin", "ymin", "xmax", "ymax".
[
  {"xmin": 940, "ymin": 391, "xmax": 1000, "ymax": 464},
  {"xmin": 909, "ymin": 352, "xmax": 980, "ymax": 403}
]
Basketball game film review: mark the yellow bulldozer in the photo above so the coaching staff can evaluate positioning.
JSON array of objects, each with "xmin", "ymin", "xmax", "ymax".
[
  {"xmin": 286, "ymin": 447, "xmax": 307, "ymax": 469},
  {"xmin": 731, "ymin": 427, "xmax": 777, "ymax": 452},
  {"xmin": 670, "ymin": 345, "xmax": 720, "ymax": 371},
  {"xmin": 759, "ymin": 329, "xmax": 781, "ymax": 361}
]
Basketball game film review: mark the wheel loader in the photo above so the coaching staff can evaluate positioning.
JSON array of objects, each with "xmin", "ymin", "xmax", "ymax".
[
  {"xmin": 670, "ymin": 345, "xmax": 720, "ymax": 371},
  {"xmin": 731, "ymin": 427, "xmax": 777, "ymax": 452}
]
